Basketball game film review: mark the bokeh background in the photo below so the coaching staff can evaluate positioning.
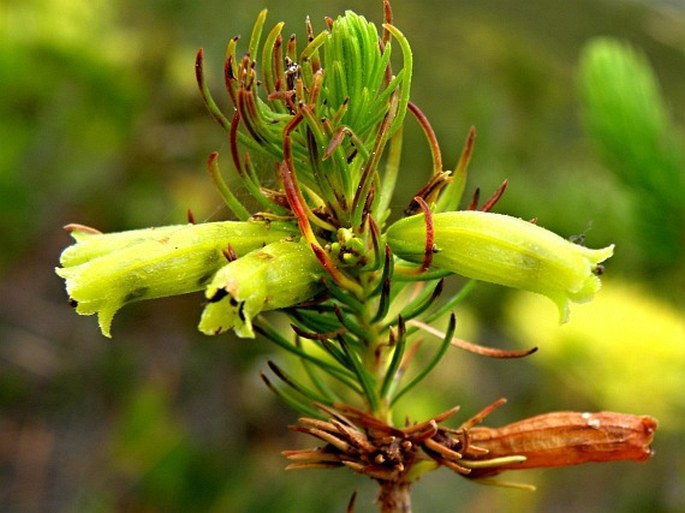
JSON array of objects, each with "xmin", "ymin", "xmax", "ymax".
[{"xmin": 1, "ymin": 0, "xmax": 684, "ymax": 511}]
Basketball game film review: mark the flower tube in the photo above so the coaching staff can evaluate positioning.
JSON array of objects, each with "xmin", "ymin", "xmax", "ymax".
[
  {"xmin": 56, "ymin": 221, "xmax": 296, "ymax": 337},
  {"xmin": 386, "ymin": 210, "xmax": 614, "ymax": 321}
]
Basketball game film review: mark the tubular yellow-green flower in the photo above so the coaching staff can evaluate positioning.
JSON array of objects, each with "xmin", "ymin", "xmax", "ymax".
[
  {"xmin": 56, "ymin": 221, "xmax": 296, "ymax": 337},
  {"xmin": 199, "ymin": 240, "xmax": 323, "ymax": 338},
  {"xmin": 386, "ymin": 211, "xmax": 614, "ymax": 322}
]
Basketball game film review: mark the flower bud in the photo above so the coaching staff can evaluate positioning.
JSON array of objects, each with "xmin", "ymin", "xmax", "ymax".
[
  {"xmin": 199, "ymin": 240, "xmax": 323, "ymax": 338},
  {"xmin": 386, "ymin": 211, "xmax": 614, "ymax": 321},
  {"xmin": 56, "ymin": 221, "xmax": 296, "ymax": 337},
  {"xmin": 324, "ymin": 11, "xmax": 397, "ymax": 137}
]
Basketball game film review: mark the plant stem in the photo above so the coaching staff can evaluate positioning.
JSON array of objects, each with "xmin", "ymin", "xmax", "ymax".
[{"xmin": 378, "ymin": 481, "xmax": 412, "ymax": 513}]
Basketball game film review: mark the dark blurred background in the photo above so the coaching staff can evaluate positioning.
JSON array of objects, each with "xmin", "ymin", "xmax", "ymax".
[{"xmin": 1, "ymin": 0, "xmax": 683, "ymax": 511}]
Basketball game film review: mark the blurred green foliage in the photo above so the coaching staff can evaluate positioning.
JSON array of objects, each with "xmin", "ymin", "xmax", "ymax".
[
  {"xmin": 1, "ymin": 0, "xmax": 683, "ymax": 512},
  {"xmin": 1, "ymin": 0, "xmax": 144, "ymax": 268},
  {"xmin": 580, "ymin": 37, "xmax": 685, "ymax": 273}
]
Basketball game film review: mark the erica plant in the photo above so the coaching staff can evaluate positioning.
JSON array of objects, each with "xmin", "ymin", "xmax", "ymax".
[{"xmin": 55, "ymin": 2, "xmax": 656, "ymax": 511}]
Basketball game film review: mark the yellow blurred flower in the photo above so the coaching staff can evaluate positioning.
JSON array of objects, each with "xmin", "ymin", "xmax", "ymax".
[{"xmin": 506, "ymin": 280, "xmax": 685, "ymax": 430}]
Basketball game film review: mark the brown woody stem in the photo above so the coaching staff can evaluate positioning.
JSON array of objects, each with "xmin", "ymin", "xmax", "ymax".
[{"xmin": 378, "ymin": 481, "xmax": 412, "ymax": 513}]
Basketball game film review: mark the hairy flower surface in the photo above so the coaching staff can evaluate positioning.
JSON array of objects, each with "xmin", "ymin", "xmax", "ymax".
[
  {"xmin": 386, "ymin": 210, "xmax": 614, "ymax": 321},
  {"xmin": 56, "ymin": 221, "xmax": 295, "ymax": 337}
]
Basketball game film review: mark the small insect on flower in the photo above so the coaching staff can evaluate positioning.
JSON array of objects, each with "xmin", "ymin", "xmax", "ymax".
[{"xmin": 463, "ymin": 411, "xmax": 658, "ymax": 478}]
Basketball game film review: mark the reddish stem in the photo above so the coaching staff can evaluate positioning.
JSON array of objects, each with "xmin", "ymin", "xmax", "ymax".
[
  {"xmin": 408, "ymin": 101, "xmax": 442, "ymax": 175},
  {"xmin": 480, "ymin": 179, "xmax": 509, "ymax": 212},
  {"xmin": 414, "ymin": 196, "xmax": 435, "ymax": 271}
]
